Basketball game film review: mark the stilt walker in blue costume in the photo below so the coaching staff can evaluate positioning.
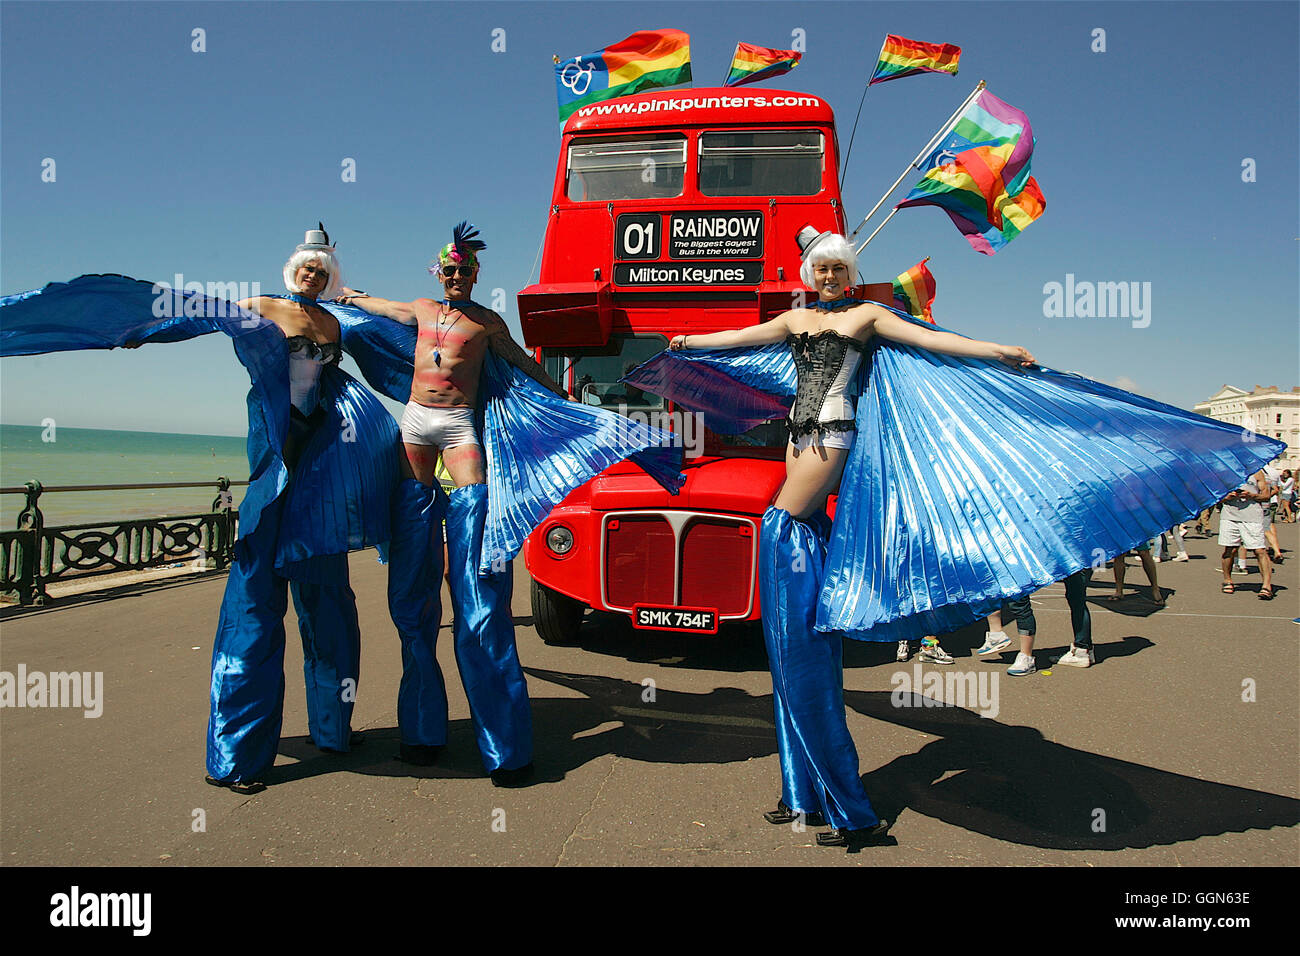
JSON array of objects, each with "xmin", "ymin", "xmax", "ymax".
[
  {"xmin": 625, "ymin": 226, "xmax": 1286, "ymax": 847},
  {"xmin": 334, "ymin": 222, "xmax": 684, "ymax": 785},
  {"xmin": 0, "ymin": 227, "xmax": 401, "ymax": 793}
]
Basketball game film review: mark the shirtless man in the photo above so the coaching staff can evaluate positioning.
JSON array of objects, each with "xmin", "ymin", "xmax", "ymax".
[
  {"xmin": 339, "ymin": 224, "xmax": 566, "ymax": 487},
  {"xmin": 339, "ymin": 222, "xmax": 561, "ymax": 785}
]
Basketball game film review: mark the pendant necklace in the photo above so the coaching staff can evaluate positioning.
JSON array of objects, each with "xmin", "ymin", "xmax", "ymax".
[{"xmin": 433, "ymin": 303, "xmax": 462, "ymax": 367}]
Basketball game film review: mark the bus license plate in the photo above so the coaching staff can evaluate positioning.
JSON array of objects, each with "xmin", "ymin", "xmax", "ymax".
[{"xmin": 632, "ymin": 605, "xmax": 719, "ymax": 634}]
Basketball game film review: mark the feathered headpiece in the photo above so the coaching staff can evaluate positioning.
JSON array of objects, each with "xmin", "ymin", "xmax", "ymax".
[{"xmin": 432, "ymin": 220, "xmax": 487, "ymax": 272}]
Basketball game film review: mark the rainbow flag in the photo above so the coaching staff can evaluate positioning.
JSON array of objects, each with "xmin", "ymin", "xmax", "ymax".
[
  {"xmin": 897, "ymin": 142, "xmax": 1046, "ymax": 255},
  {"xmin": 555, "ymin": 29, "xmax": 692, "ymax": 122},
  {"xmin": 723, "ymin": 42, "xmax": 800, "ymax": 88},
  {"xmin": 868, "ymin": 34, "xmax": 961, "ymax": 85},
  {"xmin": 892, "ymin": 258, "xmax": 937, "ymax": 323},
  {"xmin": 917, "ymin": 89, "xmax": 1034, "ymax": 173}
]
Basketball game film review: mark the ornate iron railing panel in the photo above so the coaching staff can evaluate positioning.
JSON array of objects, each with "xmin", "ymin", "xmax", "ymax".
[{"xmin": 1, "ymin": 477, "xmax": 244, "ymax": 606}]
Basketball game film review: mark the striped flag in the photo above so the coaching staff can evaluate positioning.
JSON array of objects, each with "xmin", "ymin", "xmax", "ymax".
[
  {"xmin": 897, "ymin": 143, "xmax": 1046, "ymax": 255},
  {"xmin": 917, "ymin": 89, "xmax": 1034, "ymax": 174},
  {"xmin": 723, "ymin": 42, "xmax": 800, "ymax": 88},
  {"xmin": 554, "ymin": 29, "xmax": 692, "ymax": 122},
  {"xmin": 868, "ymin": 34, "xmax": 961, "ymax": 85},
  {"xmin": 892, "ymin": 258, "xmax": 937, "ymax": 323}
]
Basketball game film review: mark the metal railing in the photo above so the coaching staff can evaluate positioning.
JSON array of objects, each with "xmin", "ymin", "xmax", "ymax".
[{"xmin": 0, "ymin": 477, "xmax": 247, "ymax": 606}]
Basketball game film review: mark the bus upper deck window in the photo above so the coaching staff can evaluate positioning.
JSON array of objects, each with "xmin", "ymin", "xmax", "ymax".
[
  {"xmin": 698, "ymin": 130, "xmax": 823, "ymax": 197},
  {"xmin": 566, "ymin": 135, "xmax": 686, "ymax": 202}
]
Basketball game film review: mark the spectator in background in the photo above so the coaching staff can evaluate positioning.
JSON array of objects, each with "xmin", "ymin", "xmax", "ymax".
[
  {"xmin": 1109, "ymin": 541, "xmax": 1164, "ymax": 606},
  {"xmin": 1152, "ymin": 523, "xmax": 1189, "ymax": 563},
  {"xmin": 1261, "ymin": 463, "xmax": 1284, "ymax": 563},
  {"xmin": 1277, "ymin": 469, "xmax": 1294, "ymax": 522},
  {"xmin": 1220, "ymin": 470, "xmax": 1274, "ymax": 600}
]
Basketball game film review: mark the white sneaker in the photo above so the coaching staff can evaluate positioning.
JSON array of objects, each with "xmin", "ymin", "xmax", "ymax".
[
  {"xmin": 975, "ymin": 631, "xmax": 1012, "ymax": 656},
  {"xmin": 896, "ymin": 640, "xmax": 911, "ymax": 662},
  {"xmin": 1054, "ymin": 644, "xmax": 1094, "ymax": 668},
  {"xmin": 919, "ymin": 640, "xmax": 955, "ymax": 665},
  {"xmin": 1007, "ymin": 652, "xmax": 1037, "ymax": 676},
  {"xmin": 1171, "ymin": 553, "xmax": 1189, "ymax": 562}
]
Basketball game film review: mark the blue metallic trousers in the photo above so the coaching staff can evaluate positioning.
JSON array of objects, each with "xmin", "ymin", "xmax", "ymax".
[
  {"xmin": 388, "ymin": 481, "xmax": 532, "ymax": 772},
  {"xmin": 760, "ymin": 507, "xmax": 880, "ymax": 830},
  {"xmin": 446, "ymin": 484, "xmax": 533, "ymax": 772},
  {"xmin": 386, "ymin": 478, "xmax": 450, "ymax": 748},
  {"xmin": 206, "ymin": 492, "xmax": 361, "ymax": 785}
]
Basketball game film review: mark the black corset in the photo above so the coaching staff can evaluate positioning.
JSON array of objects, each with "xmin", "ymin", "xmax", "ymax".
[
  {"xmin": 286, "ymin": 335, "xmax": 342, "ymax": 366},
  {"xmin": 786, "ymin": 330, "xmax": 866, "ymax": 438}
]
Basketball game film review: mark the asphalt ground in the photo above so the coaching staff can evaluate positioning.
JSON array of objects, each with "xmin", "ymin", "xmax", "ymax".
[{"xmin": 1, "ymin": 521, "xmax": 1297, "ymax": 870}]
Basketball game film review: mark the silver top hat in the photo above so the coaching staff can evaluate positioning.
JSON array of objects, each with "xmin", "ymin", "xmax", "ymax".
[
  {"xmin": 795, "ymin": 224, "xmax": 834, "ymax": 260},
  {"xmin": 297, "ymin": 222, "xmax": 334, "ymax": 252}
]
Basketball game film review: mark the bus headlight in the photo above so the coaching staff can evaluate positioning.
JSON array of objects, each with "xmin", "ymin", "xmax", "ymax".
[{"xmin": 546, "ymin": 526, "xmax": 574, "ymax": 555}]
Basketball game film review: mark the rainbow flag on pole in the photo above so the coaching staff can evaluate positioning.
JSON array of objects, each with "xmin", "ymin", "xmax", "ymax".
[
  {"xmin": 869, "ymin": 34, "xmax": 961, "ymax": 85},
  {"xmin": 555, "ymin": 29, "xmax": 692, "ymax": 122},
  {"xmin": 897, "ymin": 143, "xmax": 1046, "ymax": 255},
  {"xmin": 892, "ymin": 258, "xmax": 937, "ymax": 323},
  {"xmin": 723, "ymin": 42, "xmax": 801, "ymax": 87},
  {"xmin": 917, "ymin": 89, "xmax": 1034, "ymax": 173}
]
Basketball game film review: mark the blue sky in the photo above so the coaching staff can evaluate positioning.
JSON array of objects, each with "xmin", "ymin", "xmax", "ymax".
[{"xmin": 2, "ymin": 0, "xmax": 1296, "ymax": 436}]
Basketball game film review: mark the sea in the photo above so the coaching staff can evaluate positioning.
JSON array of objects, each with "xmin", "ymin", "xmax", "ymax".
[{"xmin": 0, "ymin": 424, "xmax": 250, "ymax": 528}]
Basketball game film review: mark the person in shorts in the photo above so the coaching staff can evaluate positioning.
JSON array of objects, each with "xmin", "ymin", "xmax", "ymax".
[{"xmin": 1220, "ymin": 470, "xmax": 1274, "ymax": 599}]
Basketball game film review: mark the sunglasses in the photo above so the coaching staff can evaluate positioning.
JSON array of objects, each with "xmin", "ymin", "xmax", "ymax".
[{"xmin": 440, "ymin": 264, "xmax": 476, "ymax": 278}]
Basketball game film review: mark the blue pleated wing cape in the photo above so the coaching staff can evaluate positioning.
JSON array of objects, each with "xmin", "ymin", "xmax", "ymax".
[{"xmin": 623, "ymin": 306, "xmax": 1286, "ymax": 640}]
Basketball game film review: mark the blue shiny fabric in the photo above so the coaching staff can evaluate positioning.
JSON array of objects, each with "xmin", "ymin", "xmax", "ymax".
[
  {"xmin": 625, "ymin": 306, "xmax": 1287, "ymax": 641},
  {"xmin": 324, "ymin": 300, "xmax": 685, "ymax": 576},
  {"xmin": 760, "ymin": 508, "xmax": 880, "ymax": 830},
  {"xmin": 446, "ymin": 484, "xmax": 532, "ymax": 772},
  {"xmin": 0, "ymin": 275, "xmax": 398, "ymax": 559},
  {"xmin": 0, "ymin": 275, "xmax": 398, "ymax": 783},
  {"xmin": 478, "ymin": 351, "xmax": 683, "ymax": 575},
  {"xmin": 386, "ymin": 479, "xmax": 450, "ymax": 747},
  {"xmin": 623, "ymin": 342, "xmax": 796, "ymax": 435}
]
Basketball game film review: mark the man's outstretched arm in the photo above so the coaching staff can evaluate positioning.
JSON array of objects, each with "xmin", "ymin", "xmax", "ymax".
[
  {"xmin": 483, "ymin": 312, "xmax": 568, "ymax": 398},
  {"xmin": 337, "ymin": 287, "xmax": 417, "ymax": 325}
]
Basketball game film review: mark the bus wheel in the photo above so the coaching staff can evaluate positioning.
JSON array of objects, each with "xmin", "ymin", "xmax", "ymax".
[{"xmin": 531, "ymin": 579, "xmax": 584, "ymax": 645}]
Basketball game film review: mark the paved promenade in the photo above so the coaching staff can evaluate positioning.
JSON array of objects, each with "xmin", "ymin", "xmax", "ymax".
[{"xmin": 2, "ymin": 523, "xmax": 1297, "ymax": 867}]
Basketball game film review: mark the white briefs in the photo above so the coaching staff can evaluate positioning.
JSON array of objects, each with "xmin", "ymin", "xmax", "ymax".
[{"xmin": 399, "ymin": 401, "xmax": 481, "ymax": 451}]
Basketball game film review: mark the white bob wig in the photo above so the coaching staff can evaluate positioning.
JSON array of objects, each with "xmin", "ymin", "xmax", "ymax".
[
  {"xmin": 283, "ymin": 248, "xmax": 343, "ymax": 300},
  {"xmin": 799, "ymin": 233, "xmax": 858, "ymax": 291}
]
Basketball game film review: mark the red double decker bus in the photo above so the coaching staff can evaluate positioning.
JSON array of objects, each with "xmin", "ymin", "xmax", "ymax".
[{"xmin": 517, "ymin": 87, "xmax": 890, "ymax": 643}]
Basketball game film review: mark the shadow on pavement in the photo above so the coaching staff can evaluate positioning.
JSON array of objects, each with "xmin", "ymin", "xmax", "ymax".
[
  {"xmin": 848, "ymin": 690, "xmax": 1300, "ymax": 850},
  {"xmin": 259, "ymin": 671, "xmax": 1299, "ymax": 851}
]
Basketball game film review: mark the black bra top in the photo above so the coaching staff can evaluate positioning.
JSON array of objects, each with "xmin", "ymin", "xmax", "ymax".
[{"xmin": 286, "ymin": 335, "xmax": 342, "ymax": 366}]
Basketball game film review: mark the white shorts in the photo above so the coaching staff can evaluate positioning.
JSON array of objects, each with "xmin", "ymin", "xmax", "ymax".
[
  {"xmin": 399, "ymin": 402, "xmax": 481, "ymax": 451},
  {"xmin": 1219, "ymin": 517, "xmax": 1266, "ymax": 551},
  {"xmin": 790, "ymin": 430, "xmax": 855, "ymax": 453}
]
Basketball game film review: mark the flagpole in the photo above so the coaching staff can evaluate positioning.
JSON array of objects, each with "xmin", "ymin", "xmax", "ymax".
[
  {"xmin": 855, "ymin": 208, "xmax": 900, "ymax": 254},
  {"xmin": 846, "ymin": 80, "xmax": 986, "ymax": 241},
  {"xmin": 723, "ymin": 42, "xmax": 739, "ymax": 86}
]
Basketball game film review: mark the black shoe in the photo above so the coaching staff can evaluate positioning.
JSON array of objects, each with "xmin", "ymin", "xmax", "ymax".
[
  {"xmin": 204, "ymin": 774, "xmax": 266, "ymax": 795},
  {"xmin": 490, "ymin": 763, "xmax": 535, "ymax": 788},
  {"xmin": 816, "ymin": 820, "xmax": 891, "ymax": 847},
  {"xmin": 398, "ymin": 742, "xmax": 444, "ymax": 766},
  {"xmin": 763, "ymin": 801, "xmax": 827, "ymax": 828}
]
